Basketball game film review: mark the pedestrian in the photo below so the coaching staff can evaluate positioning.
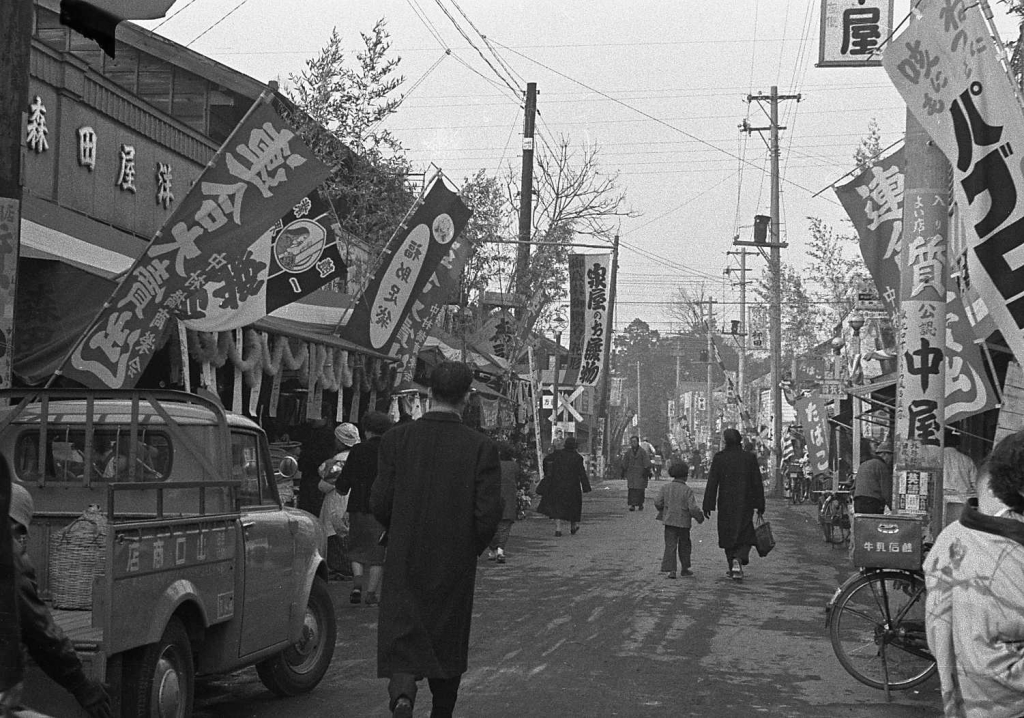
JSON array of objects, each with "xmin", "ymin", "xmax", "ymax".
[
  {"xmin": 318, "ymin": 422, "xmax": 360, "ymax": 580},
  {"xmin": 690, "ymin": 447, "xmax": 704, "ymax": 482},
  {"xmin": 942, "ymin": 428, "xmax": 977, "ymax": 506},
  {"xmin": 370, "ymin": 360, "xmax": 502, "ymax": 718},
  {"xmin": 924, "ymin": 430, "xmax": 1024, "ymax": 717},
  {"xmin": 7, "ymin": 481, "xmax": 112, "ymax": 717},
  {"xmin": 621, "ymin": 435, "xmax": 651, "ymax": 511},
  {"xmin": 294, "ymin": 416, "xmax": 337, "ymax": 517},
  {"xmin": 702, "ymin": 428, "xmax": 766, "ymax": 581},
  {"xmin": 853, "ymin": 437, "xmax": 893, "ymax": 515},
  {"xmin": 537, "ymin": 436, "xmax": 592, "ymax": 537},
  {"xmin": 487, "ymin": 441, "xmax": 520, "ymax": 563},
  {"xmin": 654, "ymin": 458, "xmax": 704, "ymax": 578},
  {"xmin": 336, "ymin": 411, "xmax": 394, "ymax": 606}
]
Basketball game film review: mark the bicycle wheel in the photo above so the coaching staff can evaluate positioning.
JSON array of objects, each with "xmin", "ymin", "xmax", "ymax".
[
  {"xmin": 829, "ymin": 570, "xmax": 936, "ymax": 690},
  {"xmin": 819, "ymin": 496, "xmax": 844, "ymax": 544}
]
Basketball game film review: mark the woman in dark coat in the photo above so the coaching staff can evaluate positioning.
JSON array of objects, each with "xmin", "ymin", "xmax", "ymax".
[
  {"xmin": 537, "ymin": 436, "xmax": 592, "ymax": 536},
  {"xmin": 702, "ymin": 428, "xmax": 766, "ymax": 580},
  {"xmin": 336, "ymin": 410, "xmax": 394, "ymax": 606}
]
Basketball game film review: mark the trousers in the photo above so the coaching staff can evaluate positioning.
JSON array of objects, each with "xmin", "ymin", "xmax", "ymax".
[
  {"xmin": 661, "ymin": 525, "xmax": 692, "ymax": 572},
  {"xmin": 389, "ymin": 673, "xmax": 462, "ymax": 718}
]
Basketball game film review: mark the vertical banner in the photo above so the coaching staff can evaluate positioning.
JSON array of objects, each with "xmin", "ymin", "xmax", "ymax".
[
  {"xmin": 818, "ymin": 0, "xmax": 893, "ymax": 67},
  {"xmin": 338, "ymin": 178, "xmax": 472, "ymax": 379},
  {"xmin": 884, "ymin": 0, "xmax": 1024, "ymax": 366},
  {"xmin": 0, "ymin": 198, "xmax": 19, "ymax": 389},
  {"xmin": 835, "ymin": 147, "xmax": 904, "ymax": 318},
  {"xmin": 62, "ymin": 95, "xmax": 328, "ymax": 388},
  {"xmin": 565, "ymin": 253, "xmax": 612, "ymax": 386},
  {"xmin": 181, "ymin": 188, "xmax": 347, "ymax": 332},
  {"xmin": 794, "ymin": 392, "xmax": 831, "ymax": 474}
]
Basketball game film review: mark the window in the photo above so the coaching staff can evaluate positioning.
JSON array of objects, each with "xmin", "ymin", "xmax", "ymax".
[
  {"xmin": 231, "ymin": 432, "xmax": 276, "ymax": 506},
  {"xmin": 14, "ymin": 427, "xmax": 172, "ymax": 483}
]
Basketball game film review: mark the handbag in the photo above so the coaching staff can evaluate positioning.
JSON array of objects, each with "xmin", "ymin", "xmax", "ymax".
[
  {"xmin": 535, "ymin": 476, "xmax": 550, "ymax": 496},
  {"xmin": 754, "ymin": 514, "xmax": 775, "ymax": 557}
]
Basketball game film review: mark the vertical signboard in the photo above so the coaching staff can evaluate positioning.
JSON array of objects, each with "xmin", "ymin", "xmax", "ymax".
[
  {"xmin": 0, "ymin": 198, "xmax": 17, "ymax": 389},
  {"xmin": 565, "ymin": 253, "xmax": 612, "ymax": 386},
  {"xmin": 818, "ymin": 0, "xmax": 894, "ymax": 68},
  {"xmin": 795, "ymin": 392, "xmax": 831, "ymax": 475}
]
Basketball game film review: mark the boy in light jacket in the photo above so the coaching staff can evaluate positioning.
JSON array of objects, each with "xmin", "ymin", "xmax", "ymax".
[{"xmin": 655, "ymin": 458, "xmax": 704, "ymax": 578}]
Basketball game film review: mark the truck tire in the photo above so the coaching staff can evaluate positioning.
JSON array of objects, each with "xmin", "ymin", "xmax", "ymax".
[
  {"xmin": 255, "ymin": 576, "xmax": 336, "ymax": 696},
  {"xmin": 122, "ymin": 616, "xmax": 195, "ymax": 718}
]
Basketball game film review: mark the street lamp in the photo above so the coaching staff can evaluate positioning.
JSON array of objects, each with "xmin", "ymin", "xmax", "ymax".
[{"xmin": 848, "ymin": 311, "xmax": 865, "ymax": 474}]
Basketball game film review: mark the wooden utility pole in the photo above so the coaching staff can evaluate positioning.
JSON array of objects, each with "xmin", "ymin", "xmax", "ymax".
[
  {"xmin": 514, "ymin": 82, "xmax": 537, "ymax": 317},
  {"xmin": 744, "ymin": 86, "xmax": 800, "ymax": 496},
  {"xmin": 706, "ymin": 299, "xmax": 715, "ymax": 451},
  {"xmin": 726, "ymin": 248, "xmax": 751, "ymax": 419},
  {"xmin": 635, "ymin": 358, "xmax": 641, "ymax": 439},
  {"xmin": 0, "ymin": 1, "xmax": 31, "ymax": 391}
]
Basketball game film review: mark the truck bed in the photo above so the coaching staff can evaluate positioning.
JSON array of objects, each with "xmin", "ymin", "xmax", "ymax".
[{"xmin": 52, "ymin": 609, "xmax": 102, "ymax": 648}]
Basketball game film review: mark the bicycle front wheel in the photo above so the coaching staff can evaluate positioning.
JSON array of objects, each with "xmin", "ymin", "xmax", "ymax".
[
  {"xmin": 829, "ymin": 570, "xmax": 936, "ymax": 690},
  {"xmin": 819, "ymin": 496, "xmax": 846, "ymax": 544}
]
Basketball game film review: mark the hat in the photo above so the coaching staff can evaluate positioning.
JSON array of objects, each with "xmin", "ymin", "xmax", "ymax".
[
  {"xmin": 334, "ymin": 422, "xmax": 360, "ymax": 447},
  {"xmin": 875, "ymin": 439, "xmax": 894, "ymax": 454},
  {"xmin": 9, "ymin": 482, "xmax": 33, "ymax": 530}
]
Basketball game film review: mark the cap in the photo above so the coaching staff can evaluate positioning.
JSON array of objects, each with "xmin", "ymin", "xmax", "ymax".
[
  {"xmin": 334, "ymin": 422, "xmax": 361, "ymax": 447},
  {"xmin": 9, "ymin": 482, "xmax": 33, "ymax": 530}
]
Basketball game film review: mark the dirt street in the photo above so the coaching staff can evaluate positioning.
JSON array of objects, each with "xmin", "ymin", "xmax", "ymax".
[{"xmin": 195, "ymin": 479, "xmax": 942, "ymax": 717}]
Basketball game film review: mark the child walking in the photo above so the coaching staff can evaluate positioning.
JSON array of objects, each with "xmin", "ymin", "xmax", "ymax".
[{"xmin": 654, "ymin": 458, "xmax": 704, "ymax": 578}]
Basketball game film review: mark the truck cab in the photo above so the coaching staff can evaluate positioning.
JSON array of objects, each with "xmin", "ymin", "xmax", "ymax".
[{"xmin": 3, "ymin": 389, "xmax": 335, "ymax": 717}]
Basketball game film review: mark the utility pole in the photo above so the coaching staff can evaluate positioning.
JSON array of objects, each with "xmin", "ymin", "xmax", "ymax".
[
  {"xmin": 636, "ymin": 358, "xmax": 642, "ymax": 439},
  {"xmin": 706, "ymin": 299, "xmax": 715, "ymax": 452},
  {"xmin": 743, "ymin": 85, "xmax": 800, "ymax": 496},
  {"xmin": 726, "ymin": 248, "xmax": 751, "ymax": 420},
  {"xmin": 597, "ymin": 234, "xmax": 619, "ymax": 472},
  {"xmin": 514, "ymin": 82, "xmax": 537, "ymax": 318}
]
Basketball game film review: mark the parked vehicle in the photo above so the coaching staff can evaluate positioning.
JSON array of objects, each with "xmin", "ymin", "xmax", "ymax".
[{"xmin": 4, "ymin": 389, "xmax": 335, "ymax": 717}]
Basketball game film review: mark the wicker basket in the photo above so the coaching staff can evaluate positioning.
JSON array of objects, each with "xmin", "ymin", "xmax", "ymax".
[{"xmin": 49, "ymin": 507, "xmax": 108, "ymax": 610}]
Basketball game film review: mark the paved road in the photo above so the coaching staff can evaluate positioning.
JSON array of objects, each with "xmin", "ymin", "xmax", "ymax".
[{"xmin": 195, "ymin": 479, "xmax": 942, "ymax": 717}]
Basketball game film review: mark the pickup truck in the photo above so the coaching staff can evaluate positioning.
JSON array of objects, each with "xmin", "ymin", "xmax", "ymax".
[{"xmin": 2, "ymin": 389, "xmax": 335, "ymax": 717}]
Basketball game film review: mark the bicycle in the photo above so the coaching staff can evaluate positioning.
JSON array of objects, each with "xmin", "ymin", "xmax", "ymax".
[
  {"xmin": 826, "ymin": 566, "xmax": 936, "ymax": 694},
  {"xmin": 816, "ymin": 480, "xmax": 852, "ymax": 546},
  {"xmin": 787, "ymin": 467, "xmax": 812, "ymax": 504}
]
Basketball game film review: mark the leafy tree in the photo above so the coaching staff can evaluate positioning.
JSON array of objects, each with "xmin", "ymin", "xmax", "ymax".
[
  {"xmin": 611, "ymin": 319, "xmax": 673, "ymax": 448},
  {"xmin": 805, "ymin": 217, "xmax": 864, "ymax": 336},
  {"xmin": 853, "ymin": 117, "xmax": 883, "ymax": 171},
  {"xmin": 282, "ymin": 20, "xmax": 414, "ymax": 251}
]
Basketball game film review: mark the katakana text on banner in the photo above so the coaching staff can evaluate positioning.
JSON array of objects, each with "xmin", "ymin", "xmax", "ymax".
[{"xmin": 63, "ymin": 95, "xmax": 328, "ymax": 388}]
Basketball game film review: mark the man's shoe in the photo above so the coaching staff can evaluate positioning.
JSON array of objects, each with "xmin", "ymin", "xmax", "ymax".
[
  {"xmin": 638, "ymin": 505, "xmax": 644, "ymax": 511},
  {"xmin": 554, "ymin": 531, "xmax": 563, "ymax": 537},
  {"xmin": 496, "ymin": 552, "xmax": 506, "ymax": 564},
  {"xmin": 629, "ymin": 506, "xmax": 636, "ymax": 512},
  {"xmin": 487, "ymin": 550, "xmax": 496, "ymax": 561},
  {"xmin": 680, "ymin": 569, "xmax": 694, "ymax": 577},
  {"xmin": 350, "ymin": 588, "xmax": 362, "ymax": 604},
  {"xmin": 666, "ymin": 572, "xmax": 677, "ymax": 579},
  {"xmin": 570, "ymin": 524, "xmax": 579, "ymax": 535},
  {"xmin": 364, "ymin": 592, "xmax": 379, "ymax": 606},
  {"xmin": 393, "ymin": 697, "xmax": 413, "ymax": 718}
]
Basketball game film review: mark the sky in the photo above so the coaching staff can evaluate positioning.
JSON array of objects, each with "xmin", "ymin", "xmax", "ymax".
[{"xmin": 137, "ymin": 1, "xmax": 1023, "ymax": 337}]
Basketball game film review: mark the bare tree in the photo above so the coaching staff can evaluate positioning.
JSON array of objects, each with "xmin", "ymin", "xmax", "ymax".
[{"xmin": 666, "ymin": 283, "xmax": 716, "ymax": 336}]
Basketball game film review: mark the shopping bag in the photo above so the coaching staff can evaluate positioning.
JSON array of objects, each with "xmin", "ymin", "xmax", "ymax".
[{"xmin": 754, "ymin": 515, "xmax": 775, "ymax": 557}]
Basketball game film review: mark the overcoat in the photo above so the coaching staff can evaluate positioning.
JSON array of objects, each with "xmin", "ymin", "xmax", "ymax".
[
  {"xmin": 499, "ymin": 459, "xmax": 519, "ymax": 522},
  {"xmin": 702, "ymin": 445, "xmax": 765, "ymax": 550},
  {"xmin": 371, "ymin": 412, "xmax": 502, "ymax": 679},
  {"xmin": 620, "ymin": 446, "xmax": 651, "ymax": 490},
  {"xmin": 537, "ymin": 448, "xmax": 591, "ymax": 522}
]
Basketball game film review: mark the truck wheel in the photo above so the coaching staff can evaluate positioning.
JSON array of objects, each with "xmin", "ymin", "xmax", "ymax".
[
  {"xmin": 122, "ymin": 616, "xmax": 195, "ymax": 718},
  {"xmin": 256, "ymin": 576, "xmax": 336, "ymax": 696}
]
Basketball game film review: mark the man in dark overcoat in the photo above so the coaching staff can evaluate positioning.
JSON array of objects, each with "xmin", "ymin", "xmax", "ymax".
[
  {"xmin": 702, "ymin": 428, "xmax": 766, "ymax": 580},
  {"xmin": 371, "ymin": 361, "xmax": 502, "ymax": 718},
  {"xmin": 620, "ymin": 435, "xmax": 651, "ymax": 511}
]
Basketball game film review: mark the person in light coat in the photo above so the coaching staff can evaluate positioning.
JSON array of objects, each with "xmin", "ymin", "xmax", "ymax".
[
  {"xmin": 925, "ymin": 429, "xmax": 1024, "ymax": 718},
  {"xmin": 654, "ymin": 458, "xmax": 704, "ymax": 578}
]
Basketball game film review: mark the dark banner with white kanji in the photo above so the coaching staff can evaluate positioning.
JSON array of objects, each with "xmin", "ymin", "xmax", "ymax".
[
  {"xmin": 794, "ymin": 392, "xmax": 830, "ymax": 475},
  {"xmin": 180, "ymin": 188, "xmax": 346, "ymax": 332},
  {"xmin": 339, "ymin": 178, "xmax": 472, "ymax": 354},
  {"xmin": 62, "ymin": 94, "xmax": 328, "ymax": 388},
  {"xmin": 565, "ymin": 253, "xmax": 611, "ymax": 386}
]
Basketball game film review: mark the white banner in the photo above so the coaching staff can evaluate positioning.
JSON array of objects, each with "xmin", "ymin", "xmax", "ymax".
[{"xmin": 883, "ymin": 0, "xmax": 1024, "ymax": 363}]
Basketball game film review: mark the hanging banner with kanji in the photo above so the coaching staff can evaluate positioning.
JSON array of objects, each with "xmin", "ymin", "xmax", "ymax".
[
  {"xmin": 794, "ymin": 391, "xmax": 830, "ymax": 474},
  {"xmin": 883, "ymin": 0, "xmax": 1024, "ymax": 366},
  {"xmin": 835, "ymin": 147, "xmax": 904, "ymax": 319},
  {"xmin": 339, "ymin": 177, "xmax": 472, "ymax": 356},
  {"xmin": 565, "ymin": 253, "xmax": 611, "ymax": 386},
  {"xmin": 179, "ymin": 188, "xmax": 346, "ymax": 332},
  {"xmin": 62, "ymin": 94, "xmax": 329, "ymax": 388},
  {"xmin": 818, "ymin": 0, "xmax": 893, "ymax": 67}
]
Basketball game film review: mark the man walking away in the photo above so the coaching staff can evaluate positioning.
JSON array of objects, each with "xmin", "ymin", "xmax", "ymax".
[{"xmin": 371, "ymin": 361, "xmax": 502, "ymax": 718}]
